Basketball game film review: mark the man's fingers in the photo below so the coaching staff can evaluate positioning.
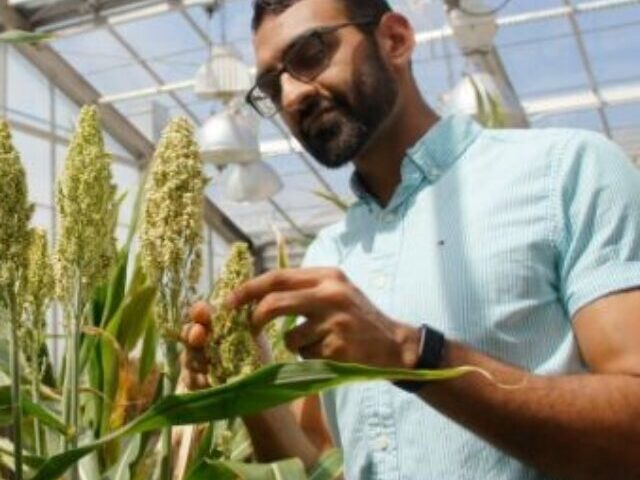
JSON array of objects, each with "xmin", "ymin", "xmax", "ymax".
[
  {"xmin": 251, "ymin": 288, "xmax": 321, "ymax": 332},
  {"xmin": 187, "ymin": 323, "xmax": 209, "ymax": 349},
  {"xmin": 297, "ymin": 333, "xmax": 347, "ymax": 361},
  {"xmin": 181, "ymin": 371, "xmax": 211, "ymax": 391},
  {"xmin": 228, "ymin": 268, "xmax": 345, "ymax": 308},
  {"xmin": 189, "ymin": 301, "xmax": 212, "ymax": 328},
  {"xmin": 180, "ymin": 345, "xmax": 210, "ymax": 375},
  {"xmin": 284, "ymin": 319, "xmax": 330, "ymax": 354}
]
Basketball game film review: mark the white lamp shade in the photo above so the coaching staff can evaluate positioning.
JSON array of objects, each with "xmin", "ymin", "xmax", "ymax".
[
  {"xmin": 448, "ymin": 0, "xmax": 498, "ymax": 52},
  {"xmin": 197, "ymin": 108, "xmax": 261, "ymax": 165},
  {"xmin": 222, "ymin": 161, "xmax": 283, "ymax": 203},
  {"xmin": 194, "ymin": 45, "xmax": 253, "ymax": 101}
]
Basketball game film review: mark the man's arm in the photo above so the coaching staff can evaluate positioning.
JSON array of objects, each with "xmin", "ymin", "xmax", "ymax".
[
  {"xmin": 242, "ymin": 397, "xmax": 330, "ymax": 469},
  {"xmin": 414, "ymin": 289, "xmax": 640, "ymax": 480},
  {"xmin": 228, "ymin": 268, "xmax": 640, "ymax": 480}
]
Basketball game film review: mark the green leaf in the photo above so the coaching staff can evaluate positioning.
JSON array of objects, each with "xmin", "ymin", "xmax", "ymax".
[
  {"xmin": 0, "ymin": 386, "xmax": 68, "ymax": 436},
  {"xmin": 97, "ymin": 283, "xmax": 156, "ymax": 438},
  {"xmin": 102, "ymin": 250, "xmax": 130, "ymax": 328},
  {"xmin": 32, "ymin": 360, "xmax": 477, "ymax": 479},
  {"xmin": 138, "ymin": 316, "xmax": 158, "ymax": 385},
  {"xmin": 187, "ymin": 457, "xmax": 306, "ymax": 480},
  {"xmin": 184, "ymin": 423, "xmax": 215, "ymax": 478},
  {"xmin": 0, "ymin": 30, "xmax": 54, "ymax": 44},
  {"xmin": 116, "ymin": 285, "xmax": 156, "ymax": 353},
  {"xmin": 87, "ymin": 339, "xmax": 104, "ymax": 437},
  {"xmin": 79, "ymin": 251, "xmax": 128, "ymax": 374},
  {"xmin": 308, "ymin": 449, "xmax": 343, "ymax": 480},
  {"xmin": 106, "ymin": 434, "xmax": 142, "ymax": 480},
  {"xmin": 0, "ymin": 436, "xmax": 47, "ymax": 470},
  {"xmin": 487, "ymin": 93, "xmax": 506, "ymax": 129},
  {"xmin": 105, "ymin": 379, "xmax": 164, "ymax": 480},
  {"xmin": 468, "ymin": 75, "xmax": 488, "ymax": 127}
]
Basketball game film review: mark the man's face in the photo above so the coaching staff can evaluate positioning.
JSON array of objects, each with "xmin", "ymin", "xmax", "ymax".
[{"xmin": 252, "ymin": 0, "xmax": 399, "ymax": 168}]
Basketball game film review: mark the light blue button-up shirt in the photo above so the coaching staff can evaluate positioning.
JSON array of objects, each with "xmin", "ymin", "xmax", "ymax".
[{"xmin": 301, "ymin": 115, "xmax": 640, "ymax": 479}]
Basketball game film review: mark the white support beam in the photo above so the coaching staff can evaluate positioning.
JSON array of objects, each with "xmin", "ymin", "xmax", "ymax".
[
  {"xmin": 523, "ymin": 81, "xmax": 640, "ymax": 115},
  {"xmin": 0, "ymin": 0, "xmax": 253, "ymax": 246}
]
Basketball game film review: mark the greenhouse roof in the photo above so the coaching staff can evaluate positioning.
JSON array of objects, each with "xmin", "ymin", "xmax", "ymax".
[{"xmin": 4, "ymin": 0, "xmax": 640, "ymax": 248}]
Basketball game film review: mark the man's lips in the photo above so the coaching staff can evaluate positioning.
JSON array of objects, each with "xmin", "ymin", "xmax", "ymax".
[{"xmin": 301, "ymin": 107, "xmax": 336, "ymax": 134}]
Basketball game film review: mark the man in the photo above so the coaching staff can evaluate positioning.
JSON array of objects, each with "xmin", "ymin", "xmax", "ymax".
[{"xmin": 183, "ymin": 0, "xmax": 640, "ymax": 478}]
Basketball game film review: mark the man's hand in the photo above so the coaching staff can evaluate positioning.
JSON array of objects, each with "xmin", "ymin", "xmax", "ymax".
[
  {"xmin": 228, "ymin": 267, "xmax": 421, "ymax": 369},
  {"xmin": 180, "ymin": 301, "xmax": 214, "ymax": 391},
  {"xmin": 180, "ymin": 302, "xmax": 331, "ymax": 467},
  {"xmin": 180, "ymin": 301, "xmax": 273, "ymax": 391}
]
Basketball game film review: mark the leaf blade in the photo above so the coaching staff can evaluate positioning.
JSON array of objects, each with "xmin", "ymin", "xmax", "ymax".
[{"xmin": 32, "ymin": 360, "xmax": 476, "ymax": 480}]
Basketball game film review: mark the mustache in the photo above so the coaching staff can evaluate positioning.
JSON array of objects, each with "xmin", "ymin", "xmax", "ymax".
[{"xmin": 298, "ymin": 95, "xmax": 350, "ymax": 135}]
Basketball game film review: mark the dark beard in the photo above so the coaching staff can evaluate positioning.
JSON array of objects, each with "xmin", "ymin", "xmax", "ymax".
[{"xmin": 296, "ymin": 40, "xmax": 398, "ymax": 169}]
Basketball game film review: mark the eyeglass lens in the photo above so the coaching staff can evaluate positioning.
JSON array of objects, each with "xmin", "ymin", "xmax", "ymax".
[{"xmin": 252, "ymin": 31, "xmax": 329, "ymax": 115}]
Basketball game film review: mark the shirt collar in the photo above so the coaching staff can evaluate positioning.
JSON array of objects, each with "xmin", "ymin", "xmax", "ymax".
[{"xmin": 349, "ymin": 114, "xmax": 483, "ymax": 209}]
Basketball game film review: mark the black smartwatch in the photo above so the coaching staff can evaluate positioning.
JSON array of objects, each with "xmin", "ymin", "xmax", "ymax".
[{"xmin": 394, "ymin": 324, "xmax": 446, "ymax": 393}]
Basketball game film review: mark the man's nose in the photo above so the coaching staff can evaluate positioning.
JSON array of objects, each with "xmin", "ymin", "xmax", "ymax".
[{"xmin": 280, "ymin": 72, "xmax": 317, "ymax": 114}]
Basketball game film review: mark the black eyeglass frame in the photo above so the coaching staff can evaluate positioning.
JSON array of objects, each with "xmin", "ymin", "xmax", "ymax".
[{"xmin": 245, "ymin": 18, "xmax": 378, "ymax": 117}]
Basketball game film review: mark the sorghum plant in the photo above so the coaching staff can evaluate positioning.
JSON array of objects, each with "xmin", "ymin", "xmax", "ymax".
[
  {"xmin": 0, "ymin": 119, "xmax": 33, "ymax": 480},
  {"xmin": 207, "ymin": 242, "xmax": 261, "ymax": 385},
  {"xmin": 22, "ymin": 228, "xmax": 54, "ymax": 456},
  {"xmin": 54, "ymin": 105, "xmax": 117, "ymax": 474},
  {"xmin": 140, "ymin": 116, "xmax": 205, "ymax": 479}
]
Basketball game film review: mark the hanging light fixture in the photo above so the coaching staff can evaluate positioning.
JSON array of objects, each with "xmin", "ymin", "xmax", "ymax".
[
  {"xmin": 221, "ymin": 162, "xmax": 283, "ymax": 203},
  {"xmin": 198, "ymin": 105, "xmax": 260, "ymax": 164},
  {"xmin": 194, "ymin": 44, "xmax": 253, "ymax": 102},
  {"xmin": 197, "ymin": 103, "xmax": 282, "ymax": 202},
  {"xmin": 194, "ymin": 1, "xmax": 283, "ymax": 202}
]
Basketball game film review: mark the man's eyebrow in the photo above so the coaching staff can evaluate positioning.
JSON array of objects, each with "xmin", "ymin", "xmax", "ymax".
[{"xmin": 257, "ymin": 26, "xmax": 320, "ymax": 79}]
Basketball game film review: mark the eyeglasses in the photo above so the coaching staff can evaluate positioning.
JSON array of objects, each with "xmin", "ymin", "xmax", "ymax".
[{"xmin": 246, "ymin": 19, "xmax": 377, "ymax": 117}]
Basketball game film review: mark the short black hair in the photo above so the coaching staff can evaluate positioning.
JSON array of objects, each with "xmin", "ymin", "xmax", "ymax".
[{"xmin": 251, "ymin": 0, "xmax": 392, "ymax": 32}]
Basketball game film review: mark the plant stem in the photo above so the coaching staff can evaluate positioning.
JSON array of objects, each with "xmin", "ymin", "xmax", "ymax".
[
  {"xmin": 70, "ymin": 283, "xmax": 82, "ymax": 480},
  {"xmin": 63, "ymin": 271, "xmax": 82, "ymax": 480},
  {"xmin": 8, "ymin": 290, "xmax": 23, "ymax": 480},
  {"xmin": 31, "ymin": 357, "xmax": 43, "ymax": 457},
  {"xmin": 160, "ymin": 340, "xmax": 179, "ymax": 480}
]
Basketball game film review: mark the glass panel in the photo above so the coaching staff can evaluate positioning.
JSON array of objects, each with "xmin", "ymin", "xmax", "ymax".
[
  {"xmin": 499, "ymin": 30, "xmax": 589, "ymax": 98},
  {"xmin": 582, "ymin": 22, "xmax": 640, "ymax": 85},
  {"xmin": 53, "ymin": 29, "xmax": 134, "ymax": 77},
  {"xmin": 7, "ymin": 48, "xmax": 50, "ymax": 128},
  {"xmin": 54, "ymin": 87, "xmax": 80, "ymax": 136},
  {"xmin": 272, "ymin": 172, "xmax": 323, "ymax": 210},
  {"xmin": 530, "ymin": 109, "xmax": 603, "ymax": 131},
  {"xmin": 32, "ymin": 204, "xmax": 54, "ymax": 234},
  {"xmin": 115, "ymin": 12, "xmax": 204, "ymax": 59},
  {"xmin": 112, "ymin": 161, "xmax": 141, "ymax": 228},
  {"xmin": 12, "ymin": 130, "xmax": 53, "ymax": 207},
  {"xmin": 264, "ymin": 153, "xmax": 309, "ymax": 176}
]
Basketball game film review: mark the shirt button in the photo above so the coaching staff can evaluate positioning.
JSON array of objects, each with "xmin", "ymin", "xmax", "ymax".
[
  {"xmin": 375, "ymin": 435, "xmax": 390, "ymax": 451},
  {"xmin": 381, "ymin": 213, "xmax": 395, "ymax": 224}
]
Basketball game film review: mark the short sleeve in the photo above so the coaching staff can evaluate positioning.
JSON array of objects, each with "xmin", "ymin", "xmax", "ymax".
[{"xmin": 555, "ymin": 131, "xmax": 640, "ymax": 318}]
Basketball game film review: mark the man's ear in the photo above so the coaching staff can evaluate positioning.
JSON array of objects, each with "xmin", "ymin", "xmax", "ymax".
[{"xmin": 375, "ymin": 12, "xmax": 415, "ymax": 69}]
